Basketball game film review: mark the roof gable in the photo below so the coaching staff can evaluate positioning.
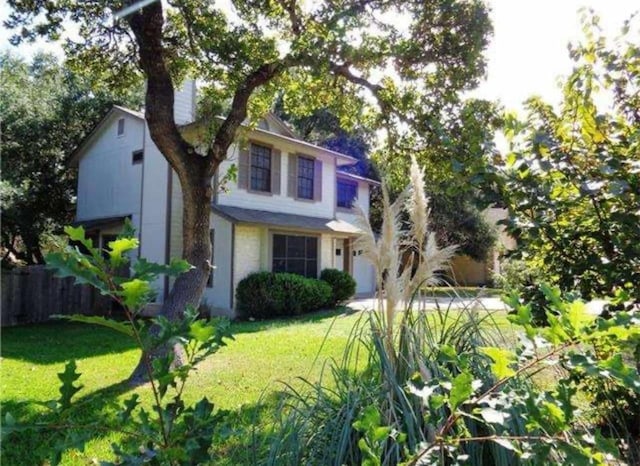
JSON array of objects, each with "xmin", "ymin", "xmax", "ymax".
[{"xmin": 69, "ymin": 106, "xmax": 144, "ymax": 166}]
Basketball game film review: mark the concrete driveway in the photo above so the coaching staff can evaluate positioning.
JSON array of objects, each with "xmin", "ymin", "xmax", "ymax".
[{"xmin": 347, "ymin": 296, "xmax": 610, "ymax": 315}]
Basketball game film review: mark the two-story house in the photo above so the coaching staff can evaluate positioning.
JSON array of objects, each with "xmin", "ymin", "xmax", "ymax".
[{"xmin": 71, "ymin": 81, "xmax": 378, "ymax": 316}]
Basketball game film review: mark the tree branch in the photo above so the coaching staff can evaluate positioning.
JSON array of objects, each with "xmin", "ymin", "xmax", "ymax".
[
  {"xmin": 126, "ymin": 2, "xmax": 194, "ymax": 176},
  {"xmin": 207, "ymin": 60, "xmax": 290, "ymax": 171},
  {"xmin": 277, "ymin": 0, "xmax": 302, "ymax": 36}
]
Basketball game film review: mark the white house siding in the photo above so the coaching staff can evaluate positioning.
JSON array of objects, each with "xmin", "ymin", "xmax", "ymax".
[
  {"xmin": 353, "ymin": 255, "xmax": 375, "ymax": 295},
  {"xmin": 139, "ymin": 125, "xmax": 171, "ymax": 300},
  {"xmin": 200, "ymin": 213, "xmax": 234, "ymax": 315},
  {"xmin": 174, "ymin": 80, "xmax": 196, "ymax": 125},
  {"xmin": 232, "ymin": 225, "xmax": 263, "ymax": 303},
  {"xmin": 76, "ymin": 113, "xmax": 144, "ymax": 235},
  {"xmin": 217, "ymin": 137, "xmax": 337, "ymax": 219},
  {"xmin": 320, "ymin": 235, "xmax": 333, "ymax": 271}
]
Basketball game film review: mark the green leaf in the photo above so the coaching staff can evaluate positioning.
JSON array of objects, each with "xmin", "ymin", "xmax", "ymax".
[
  {"xmin": 132, "ymin": 257, "xmax": 192, "ymax": 280},
  {"xmin": 119, "ymin": 278, "xmax": 152, "ymax": 310},
  {"xmin": 598, "ymin": 354, "xmax": 640, "ymax": 392},
  {"xmin": 449, "ymin": 371, "xmax": 474, "ymax": 411},
  {"xmin": 64, "ymin": 225, "xmax": 95, "ymax": 252},
  {"xmin": 372, "ymin": 426, "xmax": 392, "ymax": 442},
  {"xmin": 106, "ymin": 237, "xmax": 138, "ymax": 268},
  {"xmin": 52, "ymin": 314, "xmax": 134, "ymax": 337},
  {"xmin": 353, "ymin": 405, "xmax": 381, "ymax": 433},
  {"xmin": 564, "ymin": 300, "xmax": 594, "ymax": 335},
  {"xmin": 480, "ymin": 347, "xmax": 516, "ymax": 379},
  {"xmin": 57, "ymin": 360, "xmax": 83, "ymax": 410},
  {"xmin": 46, "ymin": 252, "xmax": 108, "ymax": 294},
  {"xmin": 540, "ymin": 400, "xmax": 567, "ymax": 432},
  {"xmin": 189, "ymin": 319, "xmax": 215, "ymax": 343}
]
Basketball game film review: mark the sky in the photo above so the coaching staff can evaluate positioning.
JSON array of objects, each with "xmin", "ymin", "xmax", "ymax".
[{"xmin": 0, "ymin": 0, "xmax": 637, "ymax": 114}]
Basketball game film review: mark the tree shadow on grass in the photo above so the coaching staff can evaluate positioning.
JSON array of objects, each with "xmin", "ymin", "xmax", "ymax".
[
  {"xmin": 1, "ymin": 377, "xmax": 298, "ymax": 466},
  {"xmin": 1, "ymin": 379, "xmax": 136, "ymax": 466},
  {"xmin": 1, "ymin": 322, "xmax": 138, "ymax": 365},
  {"xmin": 230, "ymin": 306, "xmax": 362, "ymax": 336}
]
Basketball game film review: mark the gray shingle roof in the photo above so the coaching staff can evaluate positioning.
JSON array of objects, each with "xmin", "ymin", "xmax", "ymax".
[{"xmin": 212, "ymin": 205, "xmax": 361, "ymax": 234}]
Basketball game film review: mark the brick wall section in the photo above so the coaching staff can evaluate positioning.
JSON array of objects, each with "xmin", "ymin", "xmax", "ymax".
[
  {"xmin": 320, "ymin": 235, "xmax": 333, "ymax": 272},
  {"xmin": 232, "ymin": 225, "xmax": 262, "ymax": 294}
]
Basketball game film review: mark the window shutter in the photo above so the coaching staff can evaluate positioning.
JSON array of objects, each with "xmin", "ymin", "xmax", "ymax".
[
  {"xmin": 287, "ymin": 154, "xmax": 298, "ymax": 198},
  {"xmin": 271, "ymin": 149, "xmax": 281, "ymax": 194},
  {"xmin": 238, "ymin": 146, "xmax": 250, "ymax": 190},
  {"xmin": 313, "ymin": 159, "xmax": 323, "ymax": 202}
]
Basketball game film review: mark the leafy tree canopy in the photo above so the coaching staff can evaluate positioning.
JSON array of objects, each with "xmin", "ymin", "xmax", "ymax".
[
  {"xmin": 5, "ymin": 0, "xmax": 494, "ymax": 379},
  {"xmin": 6, "ymin": 0, "xmax": 492, "ymax": 153},
  {"xmin": 0, "ymin": 52, "xmax": 143, "ymax": 266},
  {"xmin": 495, "ymin": 11, "xmax": 640, "ymax": 303}
]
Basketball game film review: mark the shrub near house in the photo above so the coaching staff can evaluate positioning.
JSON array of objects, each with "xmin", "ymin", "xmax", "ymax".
[
  {"xmin": 236, "ymin": 272, "xmax": 332, "ymax": 319},
  {"xmin": 320, "ymin": 268, "xmax": 356, "ymax": 305}
]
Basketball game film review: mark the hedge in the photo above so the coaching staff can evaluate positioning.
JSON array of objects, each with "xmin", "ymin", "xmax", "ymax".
[
  {"xmin": 320, "ymin": 268, "xmax": 356, "ymax": 304},
  {"xmin": 236, "ymin": 272, "xmax": 332, "ymax": 319}
]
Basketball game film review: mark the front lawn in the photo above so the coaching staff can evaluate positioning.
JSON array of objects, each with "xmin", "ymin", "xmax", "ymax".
[
  {"xmin": 0, "ymin": 308, "xmax": 365, "ymax": 465},
  {"xmin": 1, "ymin": 306, "xmax": 571, "ymax": 465}
]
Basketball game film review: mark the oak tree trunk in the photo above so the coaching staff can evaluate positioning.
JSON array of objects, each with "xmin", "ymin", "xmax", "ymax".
[
  {"xmin": 126, "ymin": 1, "xmax": 283, "ymax": 385},
  {"xmin": 129, "ymin": 168, "xmax": 215, "ymax": 385}
]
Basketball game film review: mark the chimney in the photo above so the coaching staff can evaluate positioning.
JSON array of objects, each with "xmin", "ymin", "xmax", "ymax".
[{"xmin": 174, "ymin": 79, "xmax": 196, "ymax": 125}]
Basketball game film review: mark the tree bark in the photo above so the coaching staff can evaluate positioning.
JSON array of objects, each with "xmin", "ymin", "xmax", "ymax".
[
  {"xmin": 128, "ymin": 167, "xmax": 215, "ymax": 384},
  {"xmin": 125, "ymin": 1, "xmax": 290, "ymax": 384}
]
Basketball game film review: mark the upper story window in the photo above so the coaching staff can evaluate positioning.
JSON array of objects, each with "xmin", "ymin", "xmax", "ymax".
[
  {"xmin": 297, "ymin": 156, "xmax": 315, "ymax": 200},
  {"xmin": 337, "ymin": 179, "xmax": 358, "ymax": 209},
  {"xmin": 250, "ymin": 143, "xmax": 272, "ymax": 192},
  {"xmin": 117, "ymin": 118, "xmax": 125, "ymax": 137}
]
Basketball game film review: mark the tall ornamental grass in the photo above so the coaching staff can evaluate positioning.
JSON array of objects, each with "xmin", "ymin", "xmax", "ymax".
[{"xmin": 261, "ymin": 157, "xmax": 526, "ymax": 465}]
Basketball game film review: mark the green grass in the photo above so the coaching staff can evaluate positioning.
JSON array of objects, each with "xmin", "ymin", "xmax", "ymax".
[
  {"xmin": 0, "ymin": 308, "xmax": 365, "ymax": 465},
  {"xmin": 1, "ymin": 306, "xmax": 534, "ymax": 465}
]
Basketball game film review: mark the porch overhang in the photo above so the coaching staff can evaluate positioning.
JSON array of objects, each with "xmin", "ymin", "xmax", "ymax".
[
  {"xmin": 72, "ymin": 215, "xmax": 131, "ymax": 232},
  {"xmin": 212, "ymin": 205, "xmax": 361, "ymax": 235}
]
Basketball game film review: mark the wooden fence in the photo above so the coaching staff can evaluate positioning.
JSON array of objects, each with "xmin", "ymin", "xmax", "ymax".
[{"xmin": 1, "ymin": 265, "xmax": 114, "ymax": 327}]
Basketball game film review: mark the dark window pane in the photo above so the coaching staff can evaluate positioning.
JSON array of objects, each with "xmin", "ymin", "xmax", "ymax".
[
  {"xmin": 272, "ymin": 234, "xmax": 320, "ymax": 279},
  {"xmin": 250, "ymin": 144, "xmax": 271, "ymax": 192},
  {"xmin": 306, "ymin": 237, "xmax": 317, "ymax": 258},
  {"xmin": 287, "ymin": 235, "xmax": 306, "ymax": 258},
  {"xmin": 132, "ymin": 150, "xmax": 144, "ymax": 164},
  {"xmin": 286, "ymin": 259, "xmax": 306, "ymax": 276},
  {"xmin": 273, "ymin": 259, "xmax": 286, "ymax": 273},
  {"xmin": 273, "ymin": 234, "xmax": 286, "ymax": 258},
  {"xmin": 337, "ymin": 180, "xmax": 357, "ymax": 208},
  {"xmin": 297, "ymin": 157, "xmax": 314, "ymax": 199},
  {"xmin": 305, "ymin": 260, "xmax": 318, "ymax": 278}
]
